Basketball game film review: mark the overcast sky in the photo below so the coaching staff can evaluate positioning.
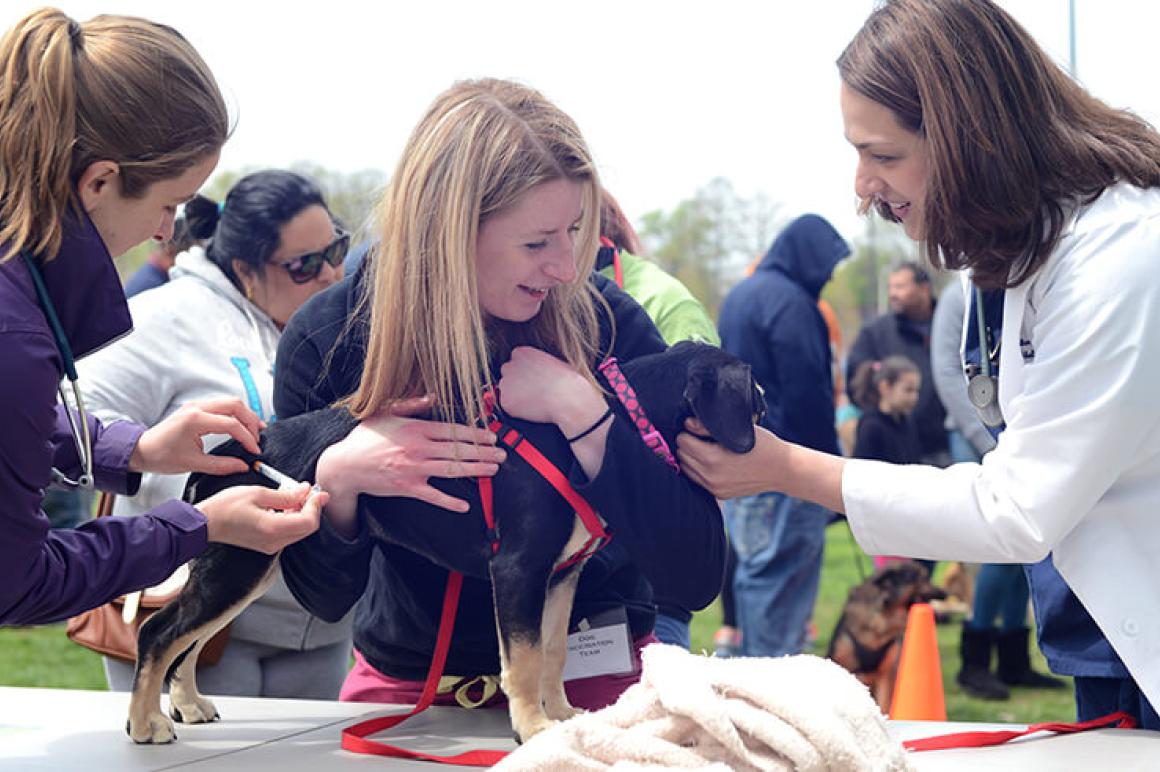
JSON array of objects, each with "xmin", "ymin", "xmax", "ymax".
[{"xmin": 6, "ymin": 1, "xmax": 1160, "ymax": 244}]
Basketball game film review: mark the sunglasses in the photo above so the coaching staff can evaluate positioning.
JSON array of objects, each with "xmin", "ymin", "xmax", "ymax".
[{"xmin": 276, "ymin": 229, "xmax": 350, "ymax": 284}]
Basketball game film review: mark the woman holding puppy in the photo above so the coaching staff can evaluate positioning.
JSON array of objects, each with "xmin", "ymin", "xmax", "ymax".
[
  {"xmin": 274, "ymin": 78, "xmax": 725, "ymax": 711},
  {"xmin": 0, "ymin": 9, "xmax": 325, "ymax": 627},
  {"xmin": 679, "ymin": 0, "xmax": 1160, "ymax": 728}
]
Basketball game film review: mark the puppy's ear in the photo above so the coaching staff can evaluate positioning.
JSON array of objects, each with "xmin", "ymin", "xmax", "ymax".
[{"xmin": 684, "ymin": 356, "xmax": 758, "ymax": 453}]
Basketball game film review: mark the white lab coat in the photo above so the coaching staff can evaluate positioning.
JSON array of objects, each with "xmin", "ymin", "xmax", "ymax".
[{"xmin": 844, "ymin": 183, "xmax": 1160, "ymax": 710}]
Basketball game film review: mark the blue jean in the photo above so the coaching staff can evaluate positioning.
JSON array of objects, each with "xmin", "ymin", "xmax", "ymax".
[
  {"xmin": 970, "ymin": 563, "xmax": 1029, "ymax": 632},
  {"xmin": 724, "ymin": 492, "xmax": 830, "ymax": 657},
  {"xmin": 652, "ymin": 612, "xmax": 691, "ymax": 650}
]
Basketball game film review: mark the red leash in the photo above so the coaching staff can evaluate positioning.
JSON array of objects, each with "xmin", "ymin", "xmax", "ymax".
[
  {"xmin": 903, "ymin": 710, "xmax": 1137, "ymax": 752},
  {"xmin": 340, "ymin": 571, "xmax": 510, "ymax": 765},
  {"xmin": 340, "ymin": 394, "xmax": 609, "ymax": 763}
]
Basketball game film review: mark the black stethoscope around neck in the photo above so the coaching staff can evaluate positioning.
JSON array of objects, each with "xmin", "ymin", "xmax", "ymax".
[{"xmin": 22, "ymin": 252, "xmax": 95, "ymax": 489}]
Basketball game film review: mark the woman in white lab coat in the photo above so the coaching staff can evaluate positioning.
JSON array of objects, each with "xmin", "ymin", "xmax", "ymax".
[{"xmin": 678, "ymin": 0, "xmax": 1160, "ymax": 728}]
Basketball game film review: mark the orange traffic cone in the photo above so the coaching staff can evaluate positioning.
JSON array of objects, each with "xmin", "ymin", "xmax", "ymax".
[{"xmin": 889, "ymin": 602, "xmax": 947, "ymax": 720}]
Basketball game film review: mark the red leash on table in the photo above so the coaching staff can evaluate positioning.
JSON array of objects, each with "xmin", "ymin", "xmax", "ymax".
[
  {"xmin": 340, "ymin": 571, "xmax": 509, "ymax": 766},
  {"xmin": 903, "ymin": 710, "xmax": 1137, "ymax": 752}
]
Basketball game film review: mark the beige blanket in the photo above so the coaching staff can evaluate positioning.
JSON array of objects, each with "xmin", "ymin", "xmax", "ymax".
[{"xmin": 495, "ymin": 644, "xmax": 911, "ymax": 771}]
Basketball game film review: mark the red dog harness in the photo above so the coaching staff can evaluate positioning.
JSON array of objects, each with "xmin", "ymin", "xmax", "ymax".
[{"xmin": 478, "ymin": 388, "xmax": 611, "ymax": 570}]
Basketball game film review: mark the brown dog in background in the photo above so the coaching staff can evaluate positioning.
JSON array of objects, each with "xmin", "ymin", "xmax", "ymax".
[{"xmin": 826, "ymin": 561, "xmax": 946, "ymax": 713}]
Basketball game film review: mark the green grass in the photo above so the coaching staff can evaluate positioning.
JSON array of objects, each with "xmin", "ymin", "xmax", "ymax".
[
  {"xmin": 0, "ymin": 624, "xmax": 106, "ymax": 690},
  {"xmin": 690, "ymin": 522, "xmax": 1076, "ymax": 723},
  {"xmin": 2, "ymin": 524, "xmax": 1075, "ymax": 723}
]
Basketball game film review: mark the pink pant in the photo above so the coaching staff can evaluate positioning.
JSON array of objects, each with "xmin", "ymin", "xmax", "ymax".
[{"xmin": 341, "ymin": 634, "xmax": 659, "ymax": 711}]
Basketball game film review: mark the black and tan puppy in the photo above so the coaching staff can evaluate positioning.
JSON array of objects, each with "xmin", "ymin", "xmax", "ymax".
[
  {"xmin": 126, "ymin": 341, "xmax": 763, "ymax": 745},
  {"xmin": 826, "ymin": 561, "xmax": 946, "ymax": 713}
]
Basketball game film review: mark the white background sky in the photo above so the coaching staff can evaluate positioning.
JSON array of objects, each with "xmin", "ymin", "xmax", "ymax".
[{"xmin": 6, "ymin": 1, "xmax": 1160, "ymax": 244}]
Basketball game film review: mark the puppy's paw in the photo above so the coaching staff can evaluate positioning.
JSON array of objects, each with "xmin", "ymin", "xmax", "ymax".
[
  {"xmin": 512, "ymin": 714, "xmax": 557, "ymax": 744},
  {"xmin": 127, "ymin": 712, "xmax": 177, "ymax": 744},
  {"xmin": 170, "ymin": 695, "xmax": 219, "ymax": 725},
  {"xmin": 544, "ymin": 703, "xmax": 584, "ymax": 722},
  {"xmin": 542, "ymin": 685, "xmax": 584, "ymax": 722}
]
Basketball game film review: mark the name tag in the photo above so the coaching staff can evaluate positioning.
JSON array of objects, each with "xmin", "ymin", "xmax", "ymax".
[{"xmin": 563, "ymin": 606, "xmax": 634, "ymax": 682}]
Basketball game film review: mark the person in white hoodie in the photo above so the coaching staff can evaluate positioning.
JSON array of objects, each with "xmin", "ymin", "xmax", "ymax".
[
  {"xmin": 78, "ymin": 169, "xmax": 352, "ymax": 697},
  {"xmin": 678, "ymin": 0, "xmax": 1160, "ymax": 729}
]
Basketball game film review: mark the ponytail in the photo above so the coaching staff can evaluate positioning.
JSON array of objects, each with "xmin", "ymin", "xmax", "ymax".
[
  {"xmin": 0, "ymin": 8, "xmax": 228, "ymax": 264},
  {"xmin": 183, "ymin": 193, "xmax": 221, "ymax": 243},
  {"xmin": 0, "ymin": 9, "xmax": 80, "ymax": 262}
]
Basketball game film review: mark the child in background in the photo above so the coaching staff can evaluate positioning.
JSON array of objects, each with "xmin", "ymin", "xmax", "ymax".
[
  {"xmin": 851, "ymin": 356, "xmax": 922, "ymax": 465},
  {"xmin": 851, "ymin": 356, "xmax": 923, "ymax": 570}
]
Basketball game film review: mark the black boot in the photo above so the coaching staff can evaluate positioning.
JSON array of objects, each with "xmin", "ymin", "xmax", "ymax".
[
  {"xmin": 997, "ymin": 627, "xmax": 1066, "ymax": 689},
  {"xmin": 957, "ymin": 625, "xmax": 1010, "ymax": 700}
]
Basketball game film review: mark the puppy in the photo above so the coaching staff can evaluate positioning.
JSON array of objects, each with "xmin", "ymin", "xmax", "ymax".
[
  {"xmin": 126, "ymin": 341, "xmax": 763, "ymax": 745},
  {"xmin": 826, "ymin": 561, "xmax": 946, "ymax": 713}
]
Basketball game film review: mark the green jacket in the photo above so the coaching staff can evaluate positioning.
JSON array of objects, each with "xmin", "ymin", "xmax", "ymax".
[{"xmin": 597, "ymin": 249, "xmax": 718, "ymax": 346}]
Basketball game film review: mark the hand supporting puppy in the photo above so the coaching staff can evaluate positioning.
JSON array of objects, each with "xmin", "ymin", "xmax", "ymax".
[
  {"xmin": 497, "ymin": 347, "xmax": 610, "ymax": 480},
  {"xmin": 677, "ymin": 417, "xmax": 847, "ymax": 513},
  {"xmin": 129, "ymin": 397, "xmax": 264, "ymax": 476},
  {"xmin": 315, "ymin": 395, "xmax": 507, "ymax": 537}
]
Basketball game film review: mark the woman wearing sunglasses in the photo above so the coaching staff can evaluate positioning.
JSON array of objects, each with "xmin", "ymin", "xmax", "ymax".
[
  {"xmin": 77, "ymin": 169, "xmax": 349, "ymax": 698},
  {"xmin": 0, "ymin": 9, "xmax": 325, "ymax": 629}
]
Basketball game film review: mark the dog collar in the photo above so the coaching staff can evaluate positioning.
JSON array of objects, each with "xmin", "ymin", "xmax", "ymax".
[{"xmin": 598, "ymin": 357, "xmax": 680, "ymax": 473}]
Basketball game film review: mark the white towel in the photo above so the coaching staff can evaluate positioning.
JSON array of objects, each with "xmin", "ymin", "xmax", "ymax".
[{"xmin": 495, "ymin": 644, "xmax": 912, "ymax": 771}]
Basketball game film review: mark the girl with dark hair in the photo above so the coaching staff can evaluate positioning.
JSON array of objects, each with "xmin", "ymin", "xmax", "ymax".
[
  {"xmin": 78, "ymin": 169, "xmax": 348, "ymax": 696},
  {"xmin": 679, "ymin": 0, "xmax": 1160, "ymax": 728},
  {"xmin": 0, "ymin": 9, "xmax": 324, "ymax": 628},
  {"xmin": 850, "ymin": 356, "xmax": 924, "ymax": 572},
  {"xmin": 850, "ymin": 356, "xmax": 922, "ymax": 467}
]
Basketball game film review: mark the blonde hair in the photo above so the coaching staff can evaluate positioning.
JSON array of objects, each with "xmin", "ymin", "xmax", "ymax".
[
  {"xmin": 0, "ymin": 8, "xmax": 228, "ymax": 263},
  {"xmin": 346, "ymin": 78, "xmax": 605, "ymax": 427}
]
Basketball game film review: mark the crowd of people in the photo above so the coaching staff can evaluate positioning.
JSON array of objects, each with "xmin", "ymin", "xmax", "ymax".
[{"xmin": 1, "ymin": 0, "xmax": 1157, "ymax": 732}]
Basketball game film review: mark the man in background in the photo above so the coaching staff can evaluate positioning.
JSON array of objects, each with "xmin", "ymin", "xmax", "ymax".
[
  {"xmin": 717, "ymin": 214, "xmax": 849, "ymax": 656},
  {"xmin": 846, "ymin": 261, "xmax": 950, "ymax": 466}
]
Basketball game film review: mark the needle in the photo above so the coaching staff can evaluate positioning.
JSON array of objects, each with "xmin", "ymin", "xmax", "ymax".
[{"xmin": 252, "ymin": 460, "xmax": 300, "ymax": 489}]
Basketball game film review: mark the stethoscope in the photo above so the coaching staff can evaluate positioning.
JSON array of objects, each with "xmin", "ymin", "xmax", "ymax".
[
  {"xmin": 21, "ymin": 252, "xmax": 95, "ymax": 489},
  {"xmin": 965, "ymin": 284, "xmax": 1006, "ymax": 429}
]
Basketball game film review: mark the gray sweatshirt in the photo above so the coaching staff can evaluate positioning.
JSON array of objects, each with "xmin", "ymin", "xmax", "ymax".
[{"xmin": 76, "ymin": 247, "xmax": 351, "ymax": 650}]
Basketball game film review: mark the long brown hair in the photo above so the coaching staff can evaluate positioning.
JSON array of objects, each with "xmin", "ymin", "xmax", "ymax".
[
  {"xmin": 344, "ymin": 79, "xmax": 604, "ymax": 427},
  {"xmin": 838, "ymin": 0, "xmax": 1160, "ymax": 288},
  {"xmin": 0, "ymin": 8, "xmax": 228, "ymax": 263}
]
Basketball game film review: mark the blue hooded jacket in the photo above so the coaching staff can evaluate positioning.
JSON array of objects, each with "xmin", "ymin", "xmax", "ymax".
[{"xmin": 718, "ymin": 214, "xmax": 849, "ymax": 454}]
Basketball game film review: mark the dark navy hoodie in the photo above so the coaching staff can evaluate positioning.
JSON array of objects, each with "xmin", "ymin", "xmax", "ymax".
[{"xmin": 717, "ymin": 214, "xmax": 849, "ymax": 454}]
